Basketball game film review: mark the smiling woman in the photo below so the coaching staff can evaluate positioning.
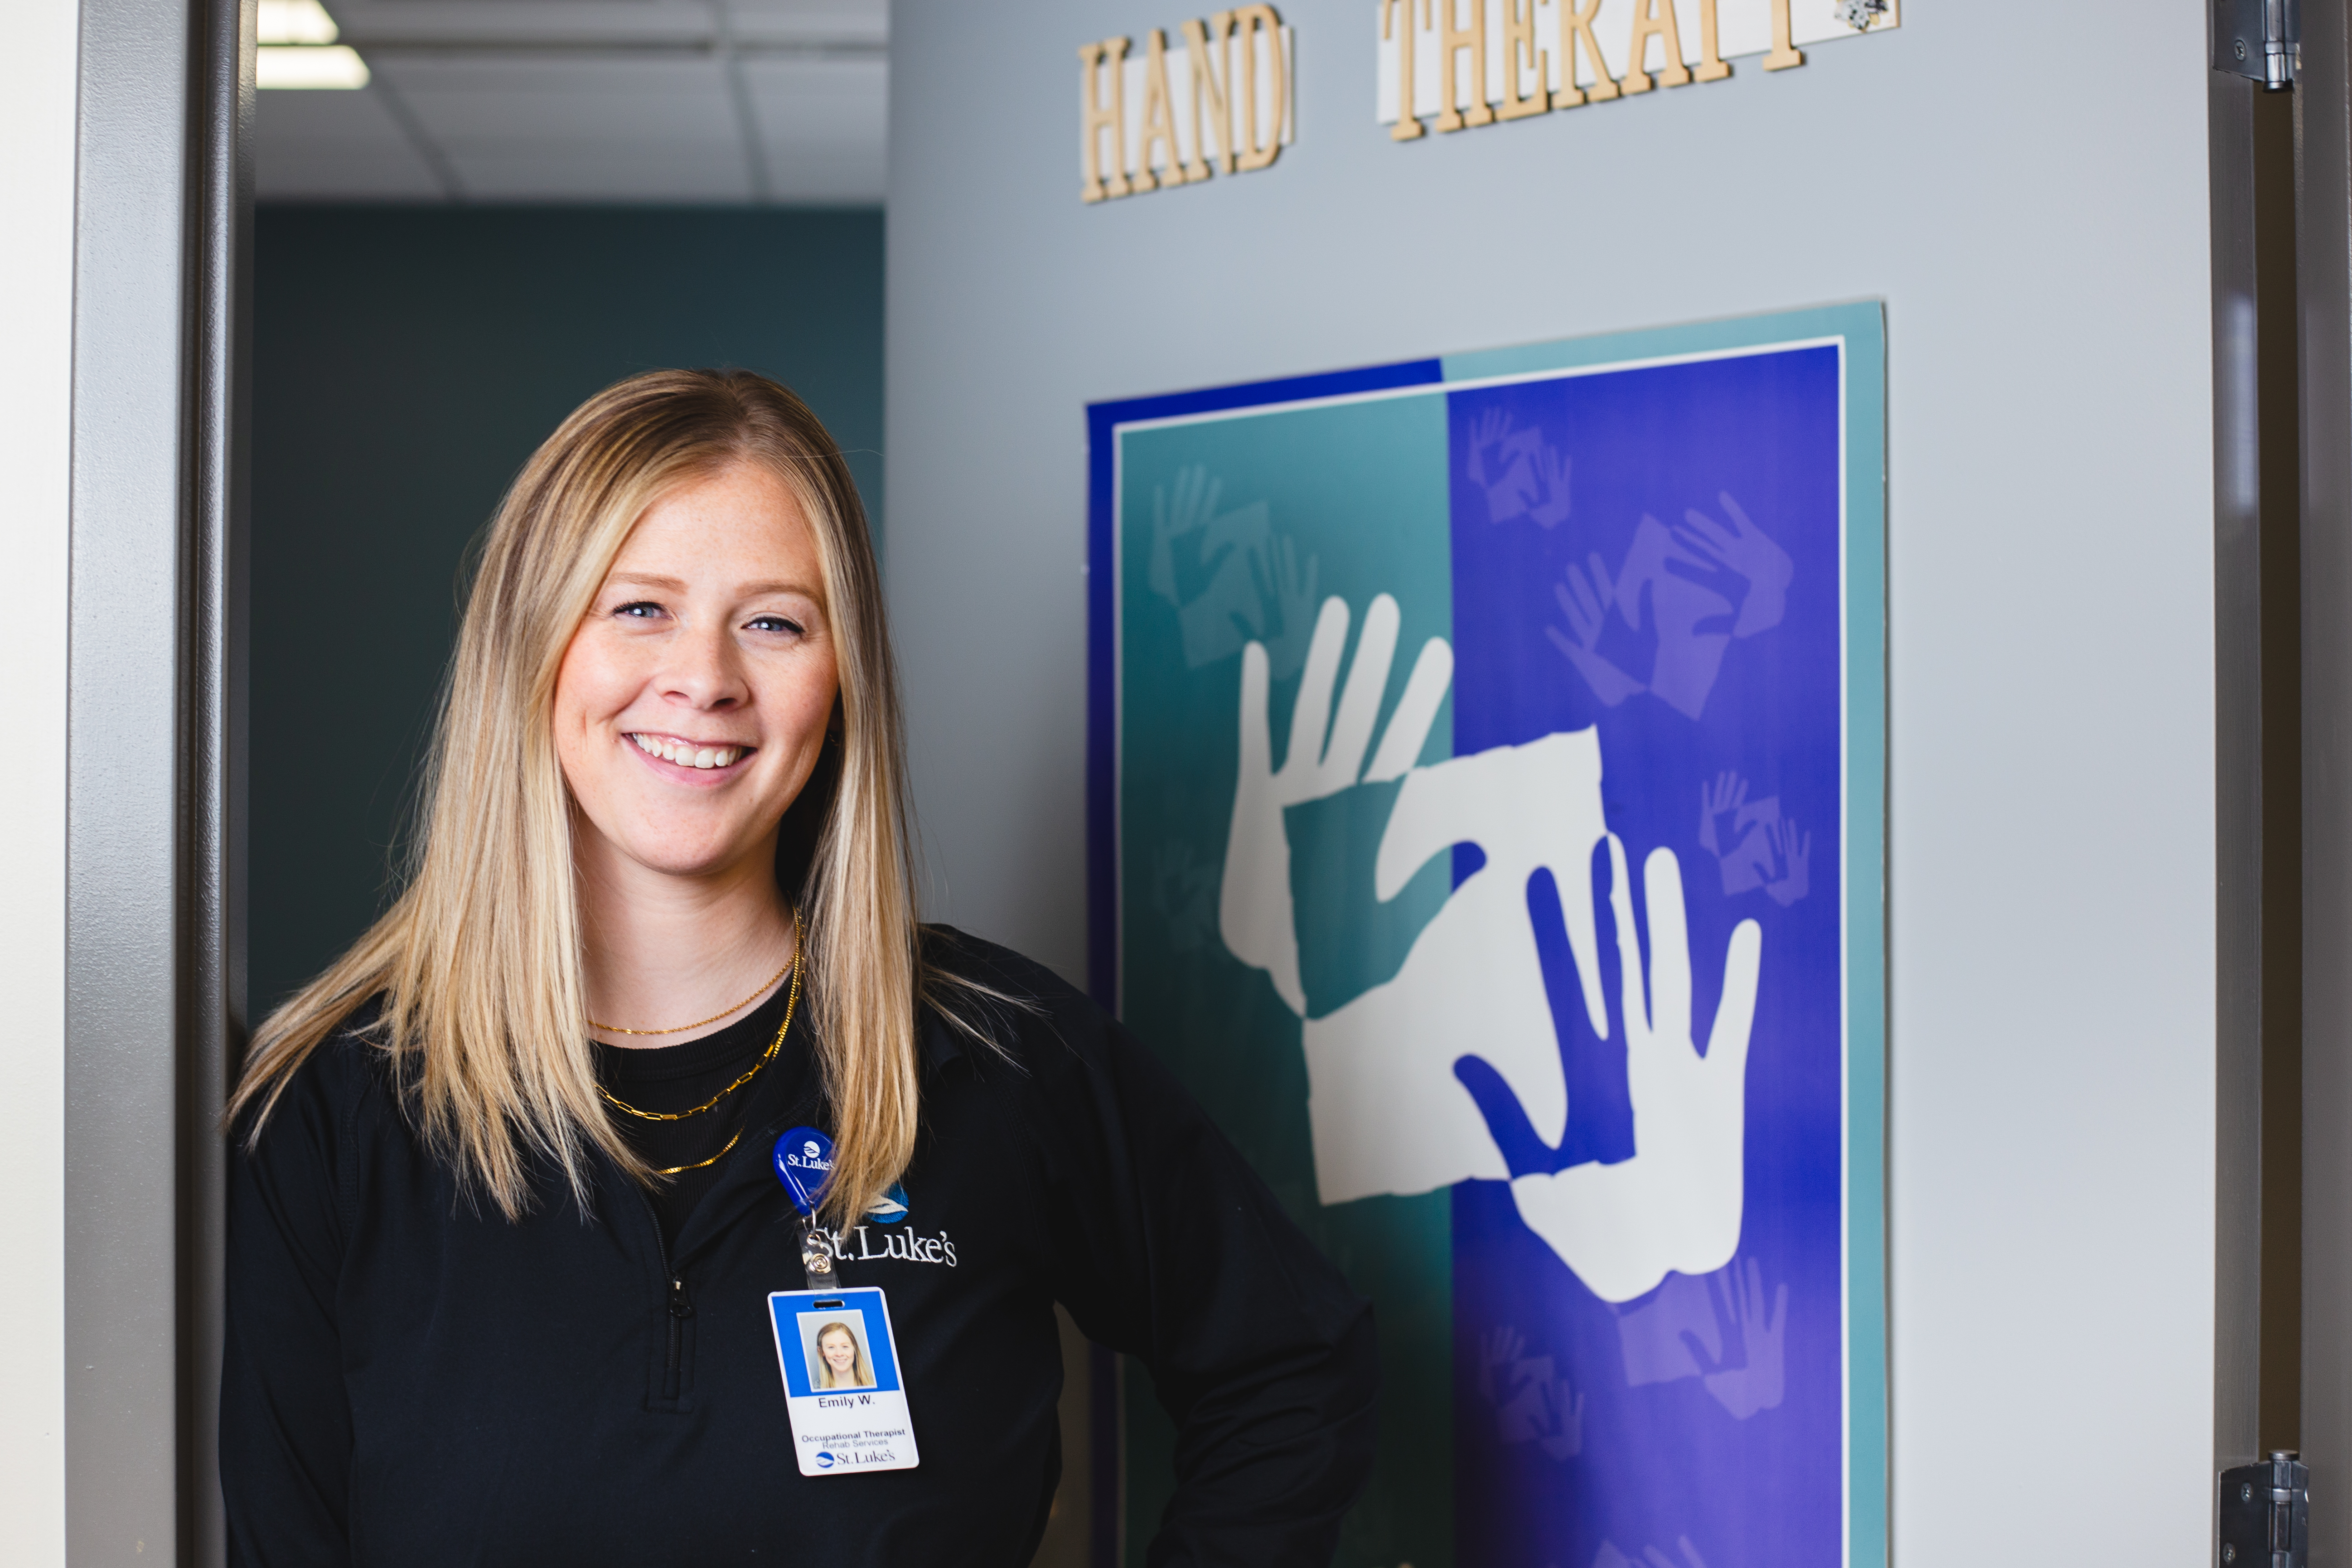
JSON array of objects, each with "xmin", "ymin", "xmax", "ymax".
[
  {"xmin": 215, "ymin": 369, "xmax": 1381, "ymax": 1567},
  {"xmin": 227, "ymin": 370, "xmax": 930, "ymax": 1224}
]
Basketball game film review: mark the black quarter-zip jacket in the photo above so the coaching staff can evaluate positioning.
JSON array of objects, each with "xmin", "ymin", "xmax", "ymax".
[{"xmin": 222, "ymin": 929, "xmax": 1379, "ymax": 1566}]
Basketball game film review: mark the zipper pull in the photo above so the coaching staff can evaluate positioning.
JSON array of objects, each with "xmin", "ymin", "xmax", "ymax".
[{"xmin": 668, "ymin": 1278, "xmax": 694, "ymax": 1319}]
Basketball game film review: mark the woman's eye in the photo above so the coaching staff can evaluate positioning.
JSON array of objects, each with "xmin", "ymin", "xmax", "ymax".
[
  {"xmin": 746, "ymin": 615, "xmax": 805, "ymax": 635},
  {"xmin": 615, "ymin": 601, "xmax": 664, "ymax": 620}
]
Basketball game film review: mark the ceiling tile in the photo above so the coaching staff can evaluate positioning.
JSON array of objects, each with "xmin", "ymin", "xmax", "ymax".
[
  {"xmin": 260, "ymin": 4, "xmax": 890, "ymax": 203},
  {"xmin": 741, "ymin": 55, "xmax": 884, "ymax": 201},
  {"xmin": 256, "ymin": 84, "xmax": 444, "ymax": 200},
  {"xmin": 379, "ymin": 53, "xmax": 741, "ymax": 145},
  {"xmin": 446, "ymin": 150, "xmax": 756, "ymax": 203},
  {"xmin": 326, "ymin": 1, "xmax": 886, "ymax": 49}
]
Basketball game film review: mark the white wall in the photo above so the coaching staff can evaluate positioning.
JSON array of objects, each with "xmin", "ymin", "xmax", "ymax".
[
  {"xmin": 0, "ymin": 3, "xmax": 80, "ymax": 1563},
  {"xmin": 886, "ymin": 3, "xmax": 2216, "ymax": 1561}
]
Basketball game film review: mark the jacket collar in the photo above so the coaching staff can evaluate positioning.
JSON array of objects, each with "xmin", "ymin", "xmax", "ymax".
[
  {"xmin": 647, "ymin": 1002, "xmax": 965, "ymax": 1267},
  {"xmin": 918, "ymin": 1003, "xmax": 968, "ymax": 1074}
]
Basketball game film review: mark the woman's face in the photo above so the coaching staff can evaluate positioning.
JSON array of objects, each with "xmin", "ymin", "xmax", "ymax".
[
  {"xmin": 553, "ymin": 462, "xmax": 840, "ymax": 884},
  {"xmin": 820, "ymin": 1329, "xmax": 857, "ymax": 1374}
]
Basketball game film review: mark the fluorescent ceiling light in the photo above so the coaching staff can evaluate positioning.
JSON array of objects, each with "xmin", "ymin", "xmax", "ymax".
[
  {"xmin": 258, "ymin": 44, "xmax": 370, "ymax": 89},
  {"xmin": 258, "ymin": 0, "xmax": 339, "ymax": 45}
]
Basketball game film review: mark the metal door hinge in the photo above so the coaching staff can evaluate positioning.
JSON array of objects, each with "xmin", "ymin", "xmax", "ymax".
[
  {"xmin": 2220, "ymin": 1452, "xmax": 2308, "ymax": 1568},
  {"xmin": 2216, "ymin": 0, "xmax": 2301, "ymax": 90}
]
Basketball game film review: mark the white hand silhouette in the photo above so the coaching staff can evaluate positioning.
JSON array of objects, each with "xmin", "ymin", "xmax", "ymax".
[
  {"xmin": 1469, "ymin": 837, "xmax": 1762, "ymax": 1302},
  {"xmin": 1218, "ymin": 594, "xmax": 1451, "ymax": 1014},
  {"xmin": 1302, "ymin": 730, "xmax": 1612, "ymax": 1203},
  {"xmin": 1217, "ymin": 593, "xmax": 1765, "ymax": 1303}
]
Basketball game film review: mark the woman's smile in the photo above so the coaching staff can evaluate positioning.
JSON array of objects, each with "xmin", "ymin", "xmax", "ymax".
[{"xmin": 625, "ymin": 731, "xmax": 756, "ymax": 773}]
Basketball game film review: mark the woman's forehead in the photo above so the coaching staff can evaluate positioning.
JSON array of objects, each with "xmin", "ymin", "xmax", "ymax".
[{"xmin": 614, "ymin": 466, "xmax": 817, "ymax": 576}]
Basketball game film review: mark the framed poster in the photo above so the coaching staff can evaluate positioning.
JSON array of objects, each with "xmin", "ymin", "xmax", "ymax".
[{"xmin": 1086, "ymin": 304, "xmax": 1886, "ymax": 1568}]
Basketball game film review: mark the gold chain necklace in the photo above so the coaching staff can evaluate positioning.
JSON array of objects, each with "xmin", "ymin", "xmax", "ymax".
[
  {"xmin": 597, "ymin": 915, "xmax": 801, "ymax": 1125},
  {"xmin": 649, "ymin": 1126, "xmax": 743, "ymax": 1176},
  {"xmin": 588, "ymin": 934, "xmax": 797, "ymax": 1036}
]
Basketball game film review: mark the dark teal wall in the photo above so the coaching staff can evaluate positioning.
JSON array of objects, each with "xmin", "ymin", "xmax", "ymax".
[{"xmin": 251, "ymin": 205, "xmax": 883, "ymax": 1018}]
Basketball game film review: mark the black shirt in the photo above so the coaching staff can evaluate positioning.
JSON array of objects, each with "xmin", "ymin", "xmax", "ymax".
[
  {"xmin": 591, "ymin": 975, "xmax": 803, "ymax": 1251},
  {"xmin": 221, "ymin": 927, "xmax": 1379, "ymax": 1566}
]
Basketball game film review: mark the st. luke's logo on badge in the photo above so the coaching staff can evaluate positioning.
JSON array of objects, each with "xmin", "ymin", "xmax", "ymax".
[{"xmin": 767, "ymin": 1286, "xmax": 920, "ymax": 1476}]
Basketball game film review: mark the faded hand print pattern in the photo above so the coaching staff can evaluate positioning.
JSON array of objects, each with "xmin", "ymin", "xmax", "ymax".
[
  {"xmin": 1479, "ymin": 1326, "xmax": 1585, "ymax": 1460},
  {"xmin": 1468, "ymin": 408, "xmax": 1573, "ymax": 528},
  {"xmin": 1698, "ymin": 772, "xmax": 1810, "ymax": 908},
  {"xmin": 1594, "ymin": 1538, "xmax": 1711, "ymax": 1568},
  {"xmin": 1146, "ymin": 464, "xmax": 1321, "ymax": 676},
  {"xmin": 1683, "ymin": 1259, "xmax": 1788, "ymax": 1420},
  {"xmin": 1612, "ymin": 1258, "xmax": 1789, "ymax": 1420},
  {"xmin": 1547, "ymin": 492, "xmax": 1792, "ymax": 721},
  {"xmin": 1147, "ymin": 840, "xmax": 1220, "ymax": 953}
]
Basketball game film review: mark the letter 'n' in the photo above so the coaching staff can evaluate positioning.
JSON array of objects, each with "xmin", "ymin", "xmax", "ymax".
[
  {"xmin": 1181, "ymin": 12, "xmax": 1236, "ymax": 178},
  {"xmin": 1132, "ymin": 29, "xmax": 1183, "ymax": 189}
]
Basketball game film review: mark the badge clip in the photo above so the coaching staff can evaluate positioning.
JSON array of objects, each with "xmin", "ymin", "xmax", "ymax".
[{"xmin": 775, "ymin": 1127, "xmax": 839, "ymax": 1292}]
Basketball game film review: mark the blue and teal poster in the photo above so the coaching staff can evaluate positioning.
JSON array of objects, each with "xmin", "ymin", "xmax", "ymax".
[{"xmin": 1087, "ymin": 306, "xmax": 1887, "ymax": 1568}]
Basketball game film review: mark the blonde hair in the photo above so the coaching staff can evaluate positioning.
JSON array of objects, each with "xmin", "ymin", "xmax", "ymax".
[
  {"xmin": 230, "ymin": 368, "xmax": 947, "ymax": 1225},
  {"xmin": 812, "ymin": 1321, "xmax": 874, "ymax": 1389}
]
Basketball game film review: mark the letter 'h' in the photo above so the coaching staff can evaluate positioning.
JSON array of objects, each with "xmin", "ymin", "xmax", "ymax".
[{"xmin": 1079, "ymin": 38, "xmax": 1131, "ymax": 202}]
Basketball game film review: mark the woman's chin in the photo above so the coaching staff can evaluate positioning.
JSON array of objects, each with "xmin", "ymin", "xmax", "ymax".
[{"xmin": 608, "ymin": 832, "xmax": 774, "ymax": 883}]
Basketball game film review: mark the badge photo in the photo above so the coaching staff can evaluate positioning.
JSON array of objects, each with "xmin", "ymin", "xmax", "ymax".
[{"xmin": 766, "ymin": 1286, "xmax": 920, "ymax": 1476}]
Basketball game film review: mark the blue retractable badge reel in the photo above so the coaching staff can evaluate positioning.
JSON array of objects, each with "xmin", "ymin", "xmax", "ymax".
[{"xmin": 774, "ymin": 1127, "xmax": 839, "ymax": 1289}]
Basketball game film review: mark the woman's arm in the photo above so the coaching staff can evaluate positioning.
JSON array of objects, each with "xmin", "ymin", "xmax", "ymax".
[
  {"xmin": 1023, "ymin": 987, "xmax": 1381, "ymax": 1567},
  {"xmin": 220, "ymin": 1049, "xmax": 359, "ymax": 1567}
]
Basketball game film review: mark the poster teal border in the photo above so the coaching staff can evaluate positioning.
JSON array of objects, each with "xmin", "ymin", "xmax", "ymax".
[{"xmin": 1084, "ymin": 302, "xmax": 1889, "ymax": 1568}]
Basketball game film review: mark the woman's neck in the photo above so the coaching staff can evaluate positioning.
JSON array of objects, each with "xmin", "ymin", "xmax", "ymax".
[{"xmin": 575, "ymin": 828, "xmax": 796, "ymax": 1047}]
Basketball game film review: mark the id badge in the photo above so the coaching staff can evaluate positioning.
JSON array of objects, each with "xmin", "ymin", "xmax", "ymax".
[{"xmin": 766, "ymin": 1286, "xmax": 920, "ymax": 1476}]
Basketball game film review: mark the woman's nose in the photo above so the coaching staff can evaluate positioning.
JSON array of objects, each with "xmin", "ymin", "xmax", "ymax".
[{"xmin": 658, "ymin": 620, "xmax": 746, "ymax": 709}]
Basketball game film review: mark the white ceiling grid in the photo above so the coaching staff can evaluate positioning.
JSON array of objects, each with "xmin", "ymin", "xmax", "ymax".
[{"xmin": 256, "ymin": 0, "xmax": 888, "ymax": 203}]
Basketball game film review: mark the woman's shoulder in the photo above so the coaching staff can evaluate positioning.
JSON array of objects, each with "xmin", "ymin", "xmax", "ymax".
[
  {"xmin": 233, "ymin": 992, "xmax": 402, "ymax": 1152},
  {"xmin": 916, "ymin": 925, "xmax": 1108, "ymax": 1071},
  {"xmin": 919, "ymin": 924, "xmax": 1091, "ymax": 1010}
]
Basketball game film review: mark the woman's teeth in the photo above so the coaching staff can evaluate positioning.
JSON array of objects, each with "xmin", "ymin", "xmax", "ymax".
[{"xmin": 629, "ymin": 733, "xmax": 743, "ymax": 770}]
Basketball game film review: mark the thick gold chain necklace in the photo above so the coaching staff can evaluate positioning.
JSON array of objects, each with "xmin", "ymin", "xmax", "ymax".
[{"xmin": 596, "ymin": 915, "xmax": 802, "ymax": 1127}]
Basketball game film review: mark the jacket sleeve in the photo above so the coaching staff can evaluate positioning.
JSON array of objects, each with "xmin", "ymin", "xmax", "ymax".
[
  {"xmin": 220, "ymin": 1045, "xmax": 359, "ymax": 1568},
  {"xmin": 1019, "ymin": 986, "xmax": 1380, "ymax": 1568}
]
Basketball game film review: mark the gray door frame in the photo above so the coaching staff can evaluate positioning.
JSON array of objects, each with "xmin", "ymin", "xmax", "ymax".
[
  {"xmin": 65, "ymin": 1, "xmax": 251, "ymax": 1563},
  {"xmin": 2212, "ymin": 59, "xmax": 2266, "ymax": 1482},
  {"xmin": 2211, "ymin": 41, "xmax": 2306, "ymax": 1488},
  {"xmin": 2306, "ymin": 2, "xmax": 2352, "ymax": 1564}
]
